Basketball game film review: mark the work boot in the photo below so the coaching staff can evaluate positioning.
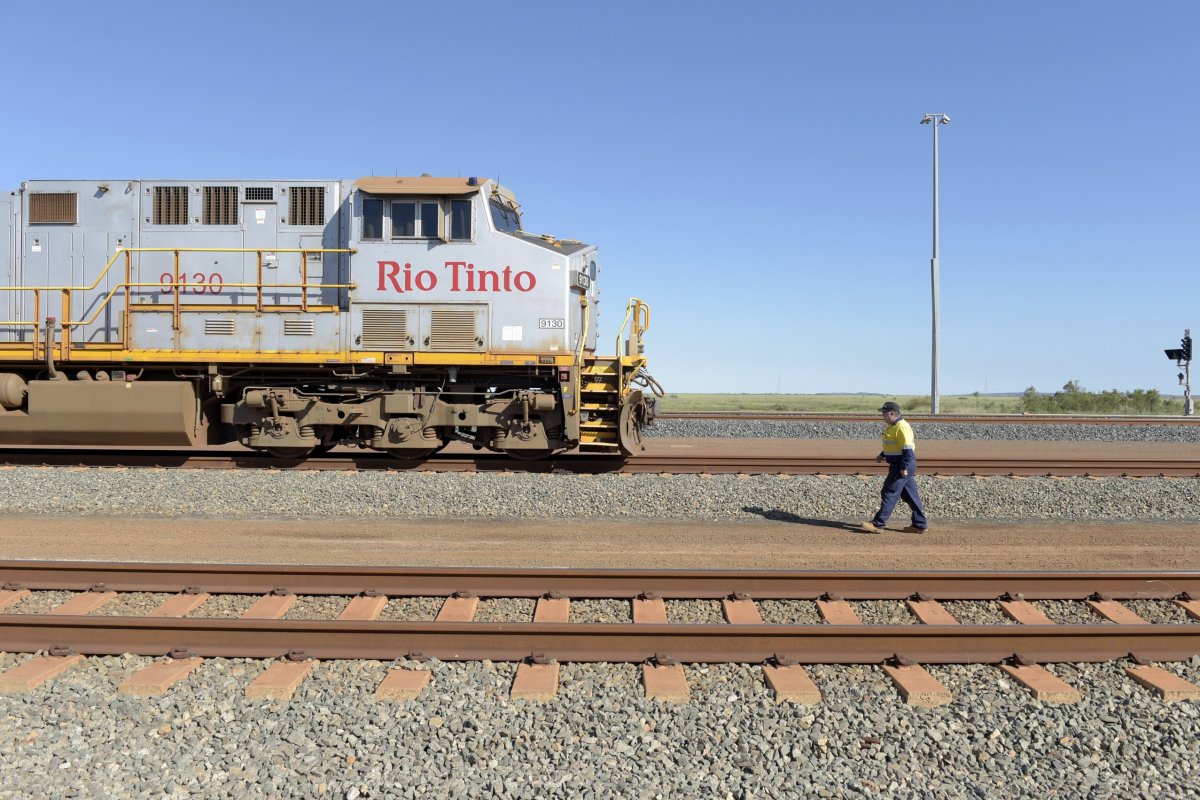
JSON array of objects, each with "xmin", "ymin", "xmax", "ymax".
[
  {"xmin": 901, "ymin": 525, "xmax": 928, "ymax": 534},
  {"xmin": 860, "ymin": 521, "xmax": 882, "ymax": 534}
]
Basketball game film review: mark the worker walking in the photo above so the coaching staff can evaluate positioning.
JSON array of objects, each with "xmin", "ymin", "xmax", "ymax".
[{"xmin": 861, "ymin": 402, "xmax": 929, "ymax": 534}]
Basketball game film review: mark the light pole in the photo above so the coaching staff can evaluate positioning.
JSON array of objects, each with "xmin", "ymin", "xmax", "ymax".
[{"xmin": 920, "ymin": 113, "xmax": 950, "ymax": 414}]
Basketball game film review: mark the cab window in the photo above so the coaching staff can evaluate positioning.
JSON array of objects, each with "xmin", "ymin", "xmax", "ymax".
[
  {"xmin": 450, "ymin": 199, "xmax": 472, "ymax": 241},
  {"xmin": 489, "ymin": 200, "xmax": 521, "ymax": 233},
  {"xmin": 361, "ymin": 198, "xmax": 384, "ymax": 240},
  {"xmin": 391, "ymin": 201, "xmax": 440, "ymax": 238}
]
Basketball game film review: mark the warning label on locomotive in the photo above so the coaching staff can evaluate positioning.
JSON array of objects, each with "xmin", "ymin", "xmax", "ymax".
[{"xmin": 539, "ymin": 318, "xmax": 564, "ymax": 329}]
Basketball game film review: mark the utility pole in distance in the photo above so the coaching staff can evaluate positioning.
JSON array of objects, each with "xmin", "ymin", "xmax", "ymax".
[{"xmin": 921, "ymin": 113, "xmax": 950, "ymax": 414}]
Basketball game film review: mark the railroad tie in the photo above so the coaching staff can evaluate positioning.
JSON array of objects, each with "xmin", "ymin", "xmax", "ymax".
[
  {"xmin": 376, "ymin": 669, "xmax": 431, "ymax": 703},
  {"xmin": 1086, "ymin": 599, "xmax": 1148, "ymax": 625},
  {"xmin": 118, "ymin": 657, "xmax": 202, "ymax": 696},
  {"xmin": 246, "ymin": 656, "xmax": 316, "ymax": 700},
  {"xmin": 763, "ymin": 658, "xmax": 821, "ymax": 705},
  {"xmin": 147, "ymin": 592, "xmax": 211, "ymax": 618},
  {"xmin": 1125, "ymin": 665, "xmax": 1200, "ymax": 702},
  {"xmin": 511, "ymin": 655, "xmax": 559, "ymax": 702},
  {"xmin": 338, "ymin": 593, "xmax": 389, "ymax": 621},
  {"xmin": 642, "ymin": 656, "xmax": 690, "ymax": 703},
  {"xmin": 0, "ymin": 588, "xmax": 31, "ymax": 611},
  {"xmin": 999, "ymin": 663, "xmax": 1082, "ymax": 704},
  {"xmin": 533, "ymin": 595, "xmax": 570, "ymax": 623},
  {"xmin": 240, "ymin": 593, "xmax": 297, "ymax": 620},
  {"xmin": 49, "ymin": 590, "xmax": 117, "ymax": 615},
  {"xmin": 0, "ymin": 654, "xmax": 85, "ymax": 694},
  {"xmin": 1174, "ymin": 598, "xmax": 1200, "ymax": 621},
  {"xmin": 721, "ymin": 595, "xmax": 763, "ymax": 625},
  {"xmin": 632, "ymin": 595, "xmax": 668, "ymax": 624},
  {"xmin": 437, "ymin": 593, "xmax": 479, "ymax": 622},
  {"xmin": 998, "ymin": 599, "xmax": 1055, "ymax": 625},
  {"xmin": 905, "ymin": 599, "xmax": 960, "ymax": 626},
  {"xmin": 816, "ymin": 598, "xmax": 861, "ymax": 625},
  {"xmin": 882, "ymin": 661, "xmax": 953, "ymax": 708}
]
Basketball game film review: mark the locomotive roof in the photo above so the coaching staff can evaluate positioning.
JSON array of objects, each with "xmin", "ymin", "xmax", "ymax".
[{"xmin": 355, "ymin": 176, "xmax": 487, "ymax": 195}]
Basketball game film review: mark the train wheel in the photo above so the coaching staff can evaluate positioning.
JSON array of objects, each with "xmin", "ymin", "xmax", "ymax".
[
  {"xmin": 505, "ymin": 449, "xmax": 555, "ymax": 461},
  {"xmin": 618, "ymin": 390, "xmax": 645, "ymax": 456},
  {"xmin": 266, "ymin": 446, "xmax": 315, "ymax": 459},
  {"xmin": 387, "ymin": 449, "xmax": 437, "ymax": 461},
  {"xmin": 386, "ymin": 440, "xmax": 448, "ymax": 462}
]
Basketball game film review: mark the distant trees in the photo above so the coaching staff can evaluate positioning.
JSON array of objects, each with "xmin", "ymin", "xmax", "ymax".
[{"xmin": 1020, "ymin": 380, "xmax": 1180, "ymax": 414}]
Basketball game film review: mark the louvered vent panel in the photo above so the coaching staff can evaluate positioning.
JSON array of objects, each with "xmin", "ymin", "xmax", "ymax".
[
  {"xmin": 283, "ymin": 318, "xmax": 316, "ymax": 336},
  {"xmin": 245, "ymin": 187, "xmax": 274, "ymax": 201},
  {"xmin": 204, "ymin": 318, "xmax": 236, "ymax": 335},
  {"xmin": 429, "ymin": 309, "xmax": 480, "ymax": 351},
  {"xmin": 154, "ymin": 186, "xmax": 189, "ymax": 225},
  {"xmin": 203, "ymin": 186, "xmax": 238, "ymax": 225},
  {"xmin": 289, "ymin": 186, "xmax": 326, "ymax": 226},
  {"xmin": 361, "ymin": 309, "xmax": 410, "ymax": 350},
  {"xmin": 29, "ymin": 193, "xmax": 77, "ymax": 224}
]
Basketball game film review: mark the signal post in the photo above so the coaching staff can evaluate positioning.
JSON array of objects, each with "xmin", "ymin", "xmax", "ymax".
[{"xmin": 1164, "ymin": 329, "xmax": 1194, "ymax": 416}]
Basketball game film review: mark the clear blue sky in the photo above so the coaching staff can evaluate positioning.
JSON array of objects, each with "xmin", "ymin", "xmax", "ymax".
[{"xmin": 2, "ymin": 1, "xmax": 1196, "ymax": 395}]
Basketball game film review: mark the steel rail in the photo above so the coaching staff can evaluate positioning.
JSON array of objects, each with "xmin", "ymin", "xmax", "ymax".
[
  {"xmin": 0, "ymin": 449, "xmax": 1197, "ymax": 476},
  {"xmin": 2, "ymin": 562, "xmax": 1198, "ymax": 599},
  {"xmin": 1, "ymin": 616, "xmax": 1197, "ymax": 665}
]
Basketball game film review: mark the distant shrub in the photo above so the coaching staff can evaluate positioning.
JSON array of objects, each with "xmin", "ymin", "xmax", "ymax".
[{"xmin": 1020, "ymin": 381, "xmax": 1180, "ymax": 414}]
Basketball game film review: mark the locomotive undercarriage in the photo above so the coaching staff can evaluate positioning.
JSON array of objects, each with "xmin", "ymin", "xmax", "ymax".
[
  {"xmin": 221, "ymin": 367, "xmax": 571, "ymax": 459},
  {"xmin": 0, "ymin": 359, "xmax": 653, "ymax": 459}
]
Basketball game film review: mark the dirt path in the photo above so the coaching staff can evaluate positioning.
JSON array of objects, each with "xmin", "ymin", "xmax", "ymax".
[{"xmin": 2, "ymin": 515, "xmax": 1197, "ymax": 571}]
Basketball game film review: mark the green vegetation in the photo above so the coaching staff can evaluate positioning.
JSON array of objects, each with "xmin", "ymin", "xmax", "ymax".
[
  {"xmin": 658, "ymin": 393, "xmax": 1023, "ymax": 414},
  {"xmin": 1019, "ymin": 381, "xmax": 1182, "ymax": 415},
  {"xmin": 657, "ymin": 385, "xmax": 1184, "ymax": 414}
]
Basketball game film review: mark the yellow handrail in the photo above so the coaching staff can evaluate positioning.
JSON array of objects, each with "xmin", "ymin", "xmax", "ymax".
[
  {"xmin": 614, "ymin": 297, "xmax": 650, "ymax": 359},
  {"xmin": 0, "ymin": 247, "xmax": 354, "ymax": 292},
  {"xmin": 0, "ymin": 247, "xmax": 356, "ymax": 328}
]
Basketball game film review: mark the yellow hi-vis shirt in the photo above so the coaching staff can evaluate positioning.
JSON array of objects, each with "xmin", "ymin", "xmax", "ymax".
[{"xmin": 880, "ymin": 418, "xmax": 917, "ymax": 470}]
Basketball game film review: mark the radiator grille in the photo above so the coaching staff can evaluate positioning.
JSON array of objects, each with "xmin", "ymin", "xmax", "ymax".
[
  {"xmin": 360, "ymin": 309, "xmax": 410, "ymax": 350},
  {"xmin": 283, "ymin": 318, "xmax": 316, "ymax": 336},
  {"xmin": 154, "ymin": 186, "xmax": 189, "ymax": 225},
  {"xmin": 204, "ymin": 318, "xmax": 235, "ymax": 335},
  {"xmin": 289, "ymin": 186, "xmax": 325, "ymax": 226},
  {"xmin": 429, "ymin": 309, "xmax": 481, "ymax": 351},
  {"xmin": 203, "ymin": 186, "xmax": 238, "ymax": 225},
  {"xmin": 29, "ymin": 193, "xmax": 77, "ymax": 224},
  {"xmin": 245, "ymin": 187, "xmax": 274, "ymax": 201}
]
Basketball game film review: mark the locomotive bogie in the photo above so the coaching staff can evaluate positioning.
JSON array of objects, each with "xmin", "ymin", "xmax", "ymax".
[{"xmin": 224, "ymin": 374, "xmax": 569, "ymax": 457}]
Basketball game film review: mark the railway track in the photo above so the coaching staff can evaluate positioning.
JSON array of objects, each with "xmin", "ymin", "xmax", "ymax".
[
  {"xmin": 3, "ymin": 562, "xmax": 1200, "ymax": 665},
  {"xmin": 1, "ymin": 447, "xmax": 1197, "ymax": 476}
]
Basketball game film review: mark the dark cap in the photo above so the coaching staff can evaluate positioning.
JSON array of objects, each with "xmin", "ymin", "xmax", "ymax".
[{"xmin": 879, "ymin": 402, "xmax": 901, "ymax": 413}]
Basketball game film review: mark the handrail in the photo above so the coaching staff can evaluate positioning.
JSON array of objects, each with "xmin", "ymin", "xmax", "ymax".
[
  {"xmin": 615, "ymin": 297, "xmax": 651, "ymax": 397},
  {"xmin": 614, "ymin": 297, "xmax": 650, "ymax": 360},
  {"xmin": 0, "ymin": 247, "xmax": 355, "ymax": 293},
  {"xmin": 0, "ymin": 247, "xmax": 356, "ymax": 328}
]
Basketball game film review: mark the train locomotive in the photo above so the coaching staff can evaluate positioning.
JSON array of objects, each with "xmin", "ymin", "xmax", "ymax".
[{"xmin": 0, "ymin": 176, "xmax": 659, "ymax": 459}]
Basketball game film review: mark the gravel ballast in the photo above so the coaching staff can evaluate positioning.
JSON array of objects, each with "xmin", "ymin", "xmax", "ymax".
[
  {"xmin": 0, "ymin": 467, "xmax": 1195, "ymax": 523},
  {"xmin": 1, "ymin": 654, "xmax": 1199, "ymax": 799}
]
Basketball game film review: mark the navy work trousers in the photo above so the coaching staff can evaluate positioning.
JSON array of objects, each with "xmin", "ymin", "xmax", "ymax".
[{"xmin": 872, "ymin": 466, "xmax": 928, "ymax": 529}]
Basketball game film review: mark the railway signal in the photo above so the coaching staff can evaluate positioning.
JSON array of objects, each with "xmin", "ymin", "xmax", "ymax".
[{"xmin": 1164, "ymin": 329, "xmax": 1193, "ymax": 416}]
